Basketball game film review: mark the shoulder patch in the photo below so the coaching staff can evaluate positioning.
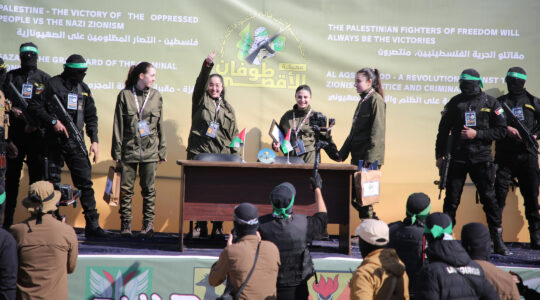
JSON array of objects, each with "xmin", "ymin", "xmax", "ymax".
[
  {"xmin": 494, "ymin": 107, "xmax": 504, "ymax": 116},
  {"xmin": 480, "ymin": 108, "xmax": 491, "ymax": 112}
]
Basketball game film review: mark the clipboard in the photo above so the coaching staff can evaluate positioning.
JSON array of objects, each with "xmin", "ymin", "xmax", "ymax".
[{"xmin": 268, "ymin": 119, "xmax": 285, "ymax": 144}]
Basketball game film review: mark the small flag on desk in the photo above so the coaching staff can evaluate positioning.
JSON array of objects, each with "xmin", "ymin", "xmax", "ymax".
[
  {"xmin": 229, "ymin": 128, "xmax": 246, "ymax": 148},
  {"xmin": 281, "ymin": 128, "xmax": 294, "ymax": 154}
]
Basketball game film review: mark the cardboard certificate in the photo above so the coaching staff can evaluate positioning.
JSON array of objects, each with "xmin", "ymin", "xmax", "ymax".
[{"xmin": 268, "ymin": 119, "xmax": 285, "ymax": 144}]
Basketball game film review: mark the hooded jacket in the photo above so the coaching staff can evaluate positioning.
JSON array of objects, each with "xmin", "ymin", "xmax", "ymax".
[
  {"xmin": 350, "ymin": 248, "xmax": 409, "ymax": 300},
  {"xmin": 415, "ymin": 240, "xmax": 500, "ymax": 300}
]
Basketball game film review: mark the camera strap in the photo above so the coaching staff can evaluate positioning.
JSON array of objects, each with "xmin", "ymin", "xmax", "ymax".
[
  {"xmin": 233, "ymin": 241, "xmax": 261, "ymax": 299},
  {"xmin": 292, "ymin": 108, "xmax": 312, "ymax": 139}
]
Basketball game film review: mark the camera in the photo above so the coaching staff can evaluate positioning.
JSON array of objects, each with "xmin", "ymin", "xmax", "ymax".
[{"xmin": 54, "ymin": 183, "xmax": 80, "ymax": 207}]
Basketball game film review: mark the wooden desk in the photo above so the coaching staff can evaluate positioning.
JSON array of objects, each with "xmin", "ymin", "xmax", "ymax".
[{"xmin": 176, "ymin": 160, "xmax": 356, "ymax": 254}]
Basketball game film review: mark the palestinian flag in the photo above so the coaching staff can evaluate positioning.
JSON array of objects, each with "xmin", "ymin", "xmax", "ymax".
[
  {"xmin": 281, "ymin": 128, "xmax": 294, "ymax": 154},
  {"xmin": 229, "ymin": 128, "xmax": 246, "ymax": 148}
]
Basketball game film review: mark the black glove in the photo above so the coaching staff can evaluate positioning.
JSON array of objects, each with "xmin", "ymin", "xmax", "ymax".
[{"xmin": 310, "ymin": 173, "xmax": 323, "ymax": 190}]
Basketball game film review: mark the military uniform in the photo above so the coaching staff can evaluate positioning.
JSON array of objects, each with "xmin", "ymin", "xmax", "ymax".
[
  {"xmin": 495, "ymin": 90, "xmax": 540, "ymax": 248},
  {"xmin": 435, "ymin": 86, "xmax": 508, "ymax": 253},
  {"xmin": 2, "ymin": 67, "xmax": 49, "ymax": 228},
  {"xmin": 28, "ymin": 58, "xmax": 105, "ymax": 236},
  {"xmin": 187, "ymin": 61, "xmax": 238, "ymax": 159},
  {"xmin": 339, "ymin": 88, "xmax": 386, "ymax": 219},
  {"xmin": 278, "ymin": 105, "xmax": 339, "ymax": 163},
  {"xmin": 339, "ymin": 88, "xmax": 386, "ymax": 167},
  {"xmin": 112, "ymin": 87, "xmax": 166, "ymax": 227}
]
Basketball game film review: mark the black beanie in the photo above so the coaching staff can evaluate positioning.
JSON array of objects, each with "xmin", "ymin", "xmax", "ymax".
[
  {"xmin": 233, "ymin": 203, "xmax": 259, "ymax": 237},
  {"xmin": 19, "ymin": 42, "xmax": 38, "ymax": 70},
  {"xmin": 406, "ymin": 193, "xmax": 431, "ymax": 225},
  {"xmin": 424, "ymin": 212, "xmax": 453, "ymax": 241},
  {"xmin": 406, "ymin": 193, "xmax": 431, "ymax": 214},
  {"xmin": 461, "ymin": 222, "xmax": 491, "ymax": 260},
  {"xmin": 62, "ymin": 54, "xmax": 87, "ymax": 84},
  {"xmin": 460, "ymin": 68, "xmax": 482, "ymax": 96},
  {"xmin": 506, "ymin": 66, "xmax": 527, "ymax": 95},
  {"xmin": 270, "ymin": 182, "xmax": 296, "ymax": 218}
]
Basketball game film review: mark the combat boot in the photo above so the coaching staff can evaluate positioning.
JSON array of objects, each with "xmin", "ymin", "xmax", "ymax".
[
  {"xmin": 121, "ymin": 221, "xmax": 132, "ymax": 237},
  {"xmin": 490, "ymin": 227, "xmax": 510, "ymax": 256},
  {"xmin": 84, "ymin": 213, "xmax": 108, "ymax": 238},
  {"xmin": 530, "ymin": 228, "xmax": 540, "ymax": 250},
  {"xmin": 139, "ymin": 221, "xmax": 154, "ymax": 238},
  {"xmin": 211, "ymin": 221, "xmax": 224, "ymax": 238}
]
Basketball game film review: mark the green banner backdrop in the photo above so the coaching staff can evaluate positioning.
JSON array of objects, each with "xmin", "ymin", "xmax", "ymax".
[{"xmin": 1, "ymin": 0, "xmax": 539, "ymax": 240}]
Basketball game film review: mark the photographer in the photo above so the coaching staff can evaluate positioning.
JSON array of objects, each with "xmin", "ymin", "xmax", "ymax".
[
  {"xmin": 209, "ymin": 203, "xmax": 280, "ymax": 300},
  {"xmin": 9, "ymin": 181, "xmax": 78, "ymax": 300},
  {"xmin": 273, "ymin": 85, "xmax": 340, "ymax": 163},
  {"xmin": 258, "ymin": 173, "xmax": 327, "ymax": 300}
]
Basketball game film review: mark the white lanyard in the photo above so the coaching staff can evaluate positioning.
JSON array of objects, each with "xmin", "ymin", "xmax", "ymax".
[
  {"xmin": 132, "ymin": 87, "xmax": 151, "ymax": 119},
  {"xmin": 292, "ymin": 108, "xmax": 312, "ymax": 139},
  {"xmin": 212, "ymin": 98, "xmax": 222, "ymax": 122}
]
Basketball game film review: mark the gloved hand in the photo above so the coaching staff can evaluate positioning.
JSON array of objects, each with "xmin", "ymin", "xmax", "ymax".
[{"xmin": 310, "ymin": 173, "xmax": 323, "ymax": 190}]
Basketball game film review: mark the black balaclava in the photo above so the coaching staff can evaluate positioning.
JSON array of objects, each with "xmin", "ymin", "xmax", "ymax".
[
  {"xmin": 233, "ymin": 203, "xmax": 259, "ymax": 240},
  {"xmin": 424, "ymin": 212, "xmax": 453, "ymax": 243},
  {"xmin": 459, "ymin": 68, "xmax": 483, "ymax": 96},
  {"xmin": 0, "ymin": 58, "xmax": 7, "ymax": 87},
  {"xmin": 461, "ymin": 222, "xmax": 491, "ymax": 260},
  {"xmin": 61, "ymin": 54, "xmax": 88, "ymax": 84},
  {"xmin": 405, "ymin": 192, "xmax": 431, "ymax": 226},
  {"xmin": 19, "ymin": 42, "xmax": 39, "ymax": 72},
  {"xmin": 270, "ymin": 182, "xmax": 296, "ymax": 219},
  {"xmin": 506, "ymin": 67, "xmax": 527, "ymax": 96}
]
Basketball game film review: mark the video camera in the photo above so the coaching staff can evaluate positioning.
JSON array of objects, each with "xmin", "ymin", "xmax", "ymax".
[
  {"xmin": 53, "ymin": 183, "xmax": 80, "ymax": 222},
  {"xmin": 309, "ymin": 112, "xmax": 336, "ymax": 177}
]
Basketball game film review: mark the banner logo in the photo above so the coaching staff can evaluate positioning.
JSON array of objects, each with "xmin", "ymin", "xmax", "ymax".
[{"xmin": 217, "ymin": 12, "xmax": 307, "ymax": 90}]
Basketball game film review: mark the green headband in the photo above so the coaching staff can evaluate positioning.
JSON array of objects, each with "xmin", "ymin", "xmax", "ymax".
[
  {"xmin": 460, "ymin": 73, "xmax": 484, "ymax": 88},
  {"xmin": 507, "ymin": 72, "xmax": 527, "ymax": 80},
  {"xmin": 64, "ymin": 62, "xmax": 87, "ymax": 69},
  {"xmin": 272, "ymin": 196, "xmax": 295, "ymax": 219},
  {"xmin": 424, "ymin": 222, "xmax": 453, "ymax": 239},
  {"xmin": 406, "ymin": 203, "xmax": 431, "ymax": 225},
  {"xmin": 20, "ymin": 46, "xmax": 38, "ymax": 54}
]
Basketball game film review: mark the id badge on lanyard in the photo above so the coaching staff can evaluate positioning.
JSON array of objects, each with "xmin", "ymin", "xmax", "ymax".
[
  {"xmin": 294, "ymin": 139, "xmax": 306, "ymax": 156},
  {"xmin": 67, "ymin": 93, "xmax": 78, "ymax": 110},
  {"xmin": 465, "ymin": 111, "xmax": 476, "ymax": 127},
  {"xmin": 512, "ymin": 107, "xmax": 525, "ymax": 121},
  {"xmin": 205, "ymin": 99, "xmax": 222, "ymax": 138},
  {"xmin": 21, "ymin": 83, "xmax": 33, "ymax": 99},
  {"xmin": 138, "ymin": 120, "xmax": 151, "ymax": 137}
]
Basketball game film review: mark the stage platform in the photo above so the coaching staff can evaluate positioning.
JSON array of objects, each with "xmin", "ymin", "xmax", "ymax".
[{"xmin": 71, "ymin": 230, "xmax": 540, "ymax": 300}]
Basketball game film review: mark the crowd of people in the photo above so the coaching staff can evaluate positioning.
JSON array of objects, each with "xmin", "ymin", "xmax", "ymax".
[{"xmin": 0, "ymin": 40, "xmax": 539, "ymax": 299}]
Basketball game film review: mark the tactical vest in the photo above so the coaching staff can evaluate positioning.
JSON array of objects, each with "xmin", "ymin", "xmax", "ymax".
[{"xmin": 258, "ymin": 214, "xmax": 315, "ymax": 287}]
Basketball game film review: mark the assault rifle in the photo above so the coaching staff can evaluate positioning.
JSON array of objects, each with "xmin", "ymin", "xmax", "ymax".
[
  {"xmin": 434, "ymin": 134, "xmax": 453, "ymax": 199},
  {"xmin": 501, "ymin": 102, "xmax": 540, "ymax": 156},
  {"xmin": 52, "ymin": 94, "xmax": 90, "ymax": 162}
]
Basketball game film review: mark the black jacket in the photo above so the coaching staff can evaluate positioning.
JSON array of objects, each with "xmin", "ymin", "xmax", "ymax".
[
  {"xmin": 258, "ymin": 212, "xmax": 327, "ymax": 287},
  {"xmin": 28, "ymin": 75, "xmax": 99, "ymax": 143},
  {"xmin": 415, "ymin": 239, "xmax": 500, "ymax": 300},
  {"xmin": 388, "ymin": 218, "xmax": 425, "ymax": 294},
  {"xmin": 0, "ymin": 228, "xmax": 17, "ymax": 300},
  {"xmin": 436, "ymin": 92, "xmax": 506, "ymax": 164},
  {"xmin": 2, "ymin": 68, "xmax": 50, "ymax": 139},
  {"xmin": 495, "ymin": 91, "xmax": 540, "ymax": 160}
]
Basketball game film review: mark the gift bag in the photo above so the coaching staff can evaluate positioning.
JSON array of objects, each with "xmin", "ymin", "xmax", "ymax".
[
  {"xmin": 354, "ymin": 163, "xmax": 381, "ymax": 207},
  {"xmin": 103, "ymin": 165, "xmax": 121, "ymax": 206}
]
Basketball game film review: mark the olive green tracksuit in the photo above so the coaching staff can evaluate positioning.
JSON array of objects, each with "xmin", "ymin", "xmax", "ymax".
[
  {"xmin": 186, "ymin": 61, "xmax": 238, "ymax": 159},
  {"xmin": 279, "ymin": 104, "xmax": 339, "ymax": 163},
  {"xmin": 111, "ymin": 87, "xmax": 166, "ymax": 223}
]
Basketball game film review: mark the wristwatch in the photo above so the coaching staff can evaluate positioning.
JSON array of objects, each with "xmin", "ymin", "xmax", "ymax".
[{"xmin": 51, "ymin": 119, "xmax": 57, "ymax": 125}]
